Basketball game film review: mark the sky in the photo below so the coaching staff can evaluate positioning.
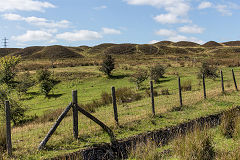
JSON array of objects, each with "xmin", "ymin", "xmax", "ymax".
[{"xmin": 1, "ymin": 0, "xmax": 240, "ymax": 48}]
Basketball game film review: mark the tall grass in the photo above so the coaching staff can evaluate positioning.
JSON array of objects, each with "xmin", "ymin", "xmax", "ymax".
[
  {"xmin": 0, "ymin": 116, "xmax": 6, "ymax": 153},
  {"xmin": 173, "ymin": 126, "xmax": 215, "ymax": 160}
]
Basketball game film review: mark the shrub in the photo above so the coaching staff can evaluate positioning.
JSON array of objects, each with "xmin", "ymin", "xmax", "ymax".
[
  {"xmin": 150, "ymin": 64, "xmax": 166, "ymax": 83},
  {"xmin": 36, "ymin": 69, "xmax": 55, "ymax": 97},
  {"xmin": 0, "ymin": 56, "xmax": 21, "ymax": 87},
  {"xmin": 161, "ymin": 88, "xmax": 170, "ymax": 95},
  {"xmin": 0, "ymin": 121, "xmax": 6, "ymax": 152},
  {"xmin": 99, "ymin": 55, "xmax": 115, "ymax": 77},
  {"xmin": 130, "ymin": 69, "xmax": 149, "ymax": 90},
  {"xmin": 181, "ymin": 80, "xmax": 192, "ymax": 91},
  {"xmin": 115, "ymin": 87, "xmax": 142, "ymax": 104},
  {"xmin": 198, "ymin": 62, "xmax": 218, "ymax": 79},
  {"xmin": 145, "ymin": 89, "xmax": 158, "ymax": 97},
  {"xmin": 101, "ymin": 91, "xmax": 112, "ymax": 105},
  {"xmin": 173, "ymin": 128, "xmax": 215, "ymax": 160},
  {"xmin": 16, "ymin": 72, "xmax": 35, "ymax": 95}
]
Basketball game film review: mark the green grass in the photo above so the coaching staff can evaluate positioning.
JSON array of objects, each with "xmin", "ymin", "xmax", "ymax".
[{"xmin": 3, "ymin": 65, "xmax": 240, "ymax": 159}]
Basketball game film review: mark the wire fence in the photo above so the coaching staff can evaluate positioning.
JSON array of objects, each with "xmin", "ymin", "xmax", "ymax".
[{"xmin": 3, "ymin": 68, "xmax": 240, "ymax": 158}]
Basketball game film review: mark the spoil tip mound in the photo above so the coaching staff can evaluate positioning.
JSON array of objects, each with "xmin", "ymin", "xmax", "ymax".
[
  {"xmin": 104, "ymin": 43, "xmax": 137, "ymax": 55},
  {"xmin": 173, "ymin": 41, "xmax": 200, "ymax": 47},
  {"xmin": 154, "ymin": 41, "xmax": 174, "ymax": 46},
  {"xmin": 222, "ymin": 41, "xmax": 240, "ymax": 46},
  {"xmin": 87, "ymin": 43, "xmax": 116, "ymax": 54},
  {"xmin": 31, "ymin": 45, "xmax": 83, "ymax": 59},
  {"xmin": 12, "ymin": 46, "xmax": 44, "ymax": 58},
  {"xmin": 202, "ymin": 41, "xmax": 222, "ymax": 47},
  {"xmin": 138, "ymin": 44, "xmax": 158, "ymax": 54},
  {"xmin": 0, "ymin": 48, "xmax": 21, "ymax": 57}
]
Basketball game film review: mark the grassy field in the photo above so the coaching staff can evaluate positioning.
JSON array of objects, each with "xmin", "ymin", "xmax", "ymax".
[
  {"xmin": 1, "ymin": 63, "xmax": 240, "ymax": 159},
  {"xmin": 1, "ymin": 43, "xmax": 240, "ymax": 159}
]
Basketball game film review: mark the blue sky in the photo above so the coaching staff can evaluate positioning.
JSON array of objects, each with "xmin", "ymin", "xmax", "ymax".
[{"xmin": 1, "ymin": 0, "xmax": 240, "ymax": 48}]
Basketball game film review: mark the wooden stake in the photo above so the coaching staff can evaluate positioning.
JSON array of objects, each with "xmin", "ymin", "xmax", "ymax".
[
  {"xmin": 232, "ymin": 69, "xmax": 238, "ymax": 91},
  {"xmin": 150, "ymin": 81, "xmax": 155, "ymax": 115},
  {"xmin": 112, "ymin": 87, "xmax": 119, "ymax": 125},
  {"xmin": 5, "ymin": 101, "xmax": 12, "ymax": 157},
  {"xmin": 178, "ymin": 77, "xmax": 183, "ymax": 107},
  {"xmin": 203, "ymin": 74, "xmax": 206, "ymax": 99},
  {"xmin": 72, "ymin": 90, "xmax": 78, "ymax": 139},
  {"xmin": 221, "ymin": 70, "xmax": 224, "ymax": 93}
]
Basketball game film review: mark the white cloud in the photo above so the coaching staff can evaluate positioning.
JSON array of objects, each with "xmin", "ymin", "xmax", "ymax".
[
  {"xmin": 0, "ymin": 0, "xmax": 55, "ymax": 12},
  {"xmin": 56, "ymin": 30, "xmax": 102, "ymax": 41},
  {"xmin": 102, "ymin": 27, "xmax": 121, "ymax": 34},
  {"xmin": 154, "ymin": 13, "xmax": 190, "ymax": 24},
  {"xmin": 124, "ymin": 0, "xmax": 191, "ymax": 24},
  {"xmin": 3, "ymin": 13, "xmax": 70, "ymax": 28},
  {"xmin": 155, "ymin": 29, "xmax": 176, "ymax": 37},
  {"xmin": 215, "ymin": 4, "xmax": 232, "ymax": 16},
  {"xmin": 149, "ymin": 40, "xmax": 158, "ymax": 44},
  {"xmin": 178, "ymin": 25, "xmax": 204, "ymax": 34},
  {"xmin": 198, "ymin": 2, "xmax": 212, "ymax": 9},
  {"xmin": 93, "ymin": 5, "xmax": 107, "ymax": 10},
  {"xmin": 12, "ymin": 30, "xmax": 53, "ymax": 42}
]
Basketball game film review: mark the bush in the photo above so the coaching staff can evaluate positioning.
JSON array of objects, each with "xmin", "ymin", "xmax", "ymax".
[
  {"xmin": 130, "ymin": 69, "xmax": 149, "ymax": 90},
  {"xmin": 36, "ymin": 69, "xmax": 55, "ymax": 97},
  {"xmin": 198, "ymin": 62, "xmax": 218, "ymax": 79},
  {"xmin": 15, "ymin": 72, "xmax": 35, "ymax": 95},
  {"xmin": 173, "ymin": 128, "xmax": 215, "ymax": 160},
  {"xmin": 181, "ymin": 80, "xmax": 192, "ymax": 91},
  {"xmin": 101, "ymin": 92, "xmax": 112, "ymax": 105},
  {"xmin": 0, "ymin": 121, "xmax": 6, "ymax": 152},
  {"xmin": 0, "ymin": 56, "xmax": 21, "ymax": 87},
  {"xmin": 115, "ymin": 87, "xmax": 142, "ymax": 103},
  {"xmin": 145, "ymin": 89, "xmax": 158, "ymax": 97},
  {"xmin": 99, "ymin": 55, "xmax": 115, "ymax": 77},
  {"xmin": 161, "ymin": 88, "xmax": 170, "ymax": 95},
  {"xmin": 150, "ymin": 64, "xmax": 166, "ymax": 83}
]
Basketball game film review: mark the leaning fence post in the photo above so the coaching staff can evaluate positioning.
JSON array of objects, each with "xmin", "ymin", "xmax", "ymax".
[
  {"xmin": 203, "ymin": 74, "xmax": 206, "ymax": 99},
  {"xmin": 178, "ymin": 77, "xmax": 183, "ymax": 107},
  {"xmin": 72, "ymin": 90, "xmax": 78, "ymax": 139},
  {"xmin": 112, "ymin": 87, "xmax": 119, "ymax": 125},
  {"xmin": 232, "ymin": 69, "xmax": 238, "ymax": 91},
  {"xmin": 221, "ymin": 70, "xmax": 224, "ymax": 93},
  {"xmin": 150, "ymin": 81, "xmax": 155, "ymax": 116},
  {"xmin": 5, "ymin": 101, "xmax": 12, "ymax": 157}
]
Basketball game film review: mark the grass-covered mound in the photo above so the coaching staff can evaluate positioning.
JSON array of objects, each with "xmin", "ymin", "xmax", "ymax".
[
  {"xmin": 104, "ymin": 43, "xmax": 137, "ymax": 55},
  {"xmin": 223, "ymin": 41, "xmax": 240, "ymax": 46},
  {"xmin": 185, "ymin": 47, "xmax": 205, "ymax": 53},
  {"xmin": 12, "ymin": 46, "xmax": 44, "ymax": 58},
  {"xmin": 202, "ymin": 41, "xmax": 222, "ymax": 47},
  {"xmin": 138, "ymin": 44, "xmax": 159, "ymax": 54},
  {"xmin": 31, "ymin": 45, "xmax": 84, "ymax": 59},
  {"xmin": 157, "ymin": 46, "xmax": 188, "ymax": 55},
  {"xmin": 79, "ymin": 45, "xmax": 91, "ymax": 50},
  {"xmin": 87, "ymin": 43, "xmax": 116, "ymax": 54},
  {"xmin": 0, "ymin": 48, "xmax": 21, "ymax": 57},
  {"xmin": 173, "ymin": 41, "xmax": 200, "ymax": 47},
  {"xmin": 154, "ymin": 41, "xmax": 174, "ymax": 46}
]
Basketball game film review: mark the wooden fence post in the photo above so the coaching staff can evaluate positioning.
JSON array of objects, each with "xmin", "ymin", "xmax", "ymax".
[
  {"xmin": 150, "ymin": 81, "xmax": 155, "ymax": 116},
  {"xmin": 72, "ymin": 90, "xmax": 78, "ymax": 139},
  {"xmin": 112, "ymin": 87, "xmax": 119, "ymax": 125},
  {"xmin": 221, "ymin": 70, "xmax": 224, "ymax": 93},
  {"xmin": 178, "ymin": 77, "xmax": 183, "ymax": 107},
  {"xmin": 203, "ymin": 74, "xmax": 206, "ymax": 99},
  {"xmin": 5, "ymin": 101, "xmax": 12, "ymax": 157},
  {"xmin": 232, "ymin": 69, "xmax": 238, "ymax": 91},
  {"xmin": 38, "ymin": 103, "xmax": 72, "ymax": 150}
]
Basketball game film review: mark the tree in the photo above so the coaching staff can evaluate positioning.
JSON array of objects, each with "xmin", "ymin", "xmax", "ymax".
[
  {"xmin": 130, "ymin": 69, "xmax": 149, "ymax": 90},
  {"xmin": 198, "ymin": 62, "xmax": 218, "ymax": 79},
  {"xmin": 99, "ymin": 55, "xmax": 115, "ymax": 77},
  {"xmin": 0, "ymin": 56, "xmax": 21, "ymax": 87},
  {"xmin": 36, "ymin": 69, "xmax": 55, "ymax": 97},
  {"xmin": 150, "ymin": 64, "xmax": 166, "ymax": 83}
]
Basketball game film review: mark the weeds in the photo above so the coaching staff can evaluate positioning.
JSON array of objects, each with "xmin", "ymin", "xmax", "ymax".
[{"xmin": 181, "ymin": 80, "xmax": 192, "ymax": 91}]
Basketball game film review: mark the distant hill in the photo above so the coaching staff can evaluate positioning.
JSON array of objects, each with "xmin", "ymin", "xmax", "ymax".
[
  {"xmin": 0, "ymin": 48, "xmax": 21, "ymax": 57},
  {"xmin": 202, "ymin": 41, "xmax": 222, "ymax": 47},
  {"xmin": 154, "ymin": 41, "xmax": 174, "ymax": 46},
  {"xmin": 173, "ymin": 41, "xmax": 200, "ymax": 47},
  {"xmin": 138, "ymin": 44, "xmax": 159, "ymax": 54},
  {"xmin": 31, "ymin": 45, "xmax": 83, "ymax": 59},
  {"xmin": 12, "ymin": 46, "xmax": 44, "ymax": 58},
  {"xmin": 87, "ymin": 43, "xmax": 116, "ymax": 54},
  {"xmin": 222, "ymin": 41, "xmax": 240, "ymax": 46},
  {"xmin": 104, "ymin": 43, "xmax": 137, "ymax": 55}
]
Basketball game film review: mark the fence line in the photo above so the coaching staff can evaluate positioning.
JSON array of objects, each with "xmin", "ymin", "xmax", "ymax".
[{"xmin": 5, "ymin": 69, "xmax": 240, "ymax": 157}]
